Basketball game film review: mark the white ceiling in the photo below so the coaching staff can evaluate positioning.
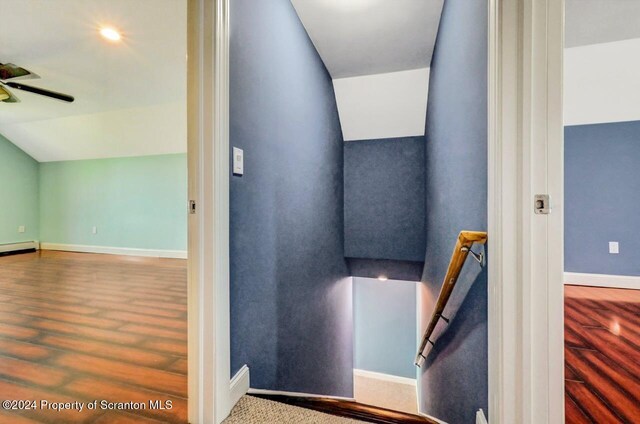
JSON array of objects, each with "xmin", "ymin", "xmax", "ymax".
[
  {"xmin": 334, "ymin": 68, "xmax": 429, "ymax": 141},
  {"xmin": 0, "ymin": 0, "xmax": 187, "ymax": 162},
  {"xmin": 566, "ymin": 0, "xmax": 640, "ymax": 48},
  {"xmin": 291, "ymin": 0, "xmax": 444, "ymax": 79},
  {"xmin": 565, "ymin": 38, "xmax": 640, "ymax": 126},
  {"xmin": 564, "ymin": 1, "xmax": 640, "ymax": 125}
]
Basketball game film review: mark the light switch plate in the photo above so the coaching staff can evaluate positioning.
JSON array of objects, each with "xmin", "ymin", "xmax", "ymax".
[
  {"xmin": 233, "ymin": 147, "xmax": 244, "ymax": 176},
  {"xmin": 609, "ymin": 241, "xmax": 619, "ymax": 254},
  {"xmin": 18, "ymin": 226, "xmax": 25, "ymax": 233},
  {"xmin": 92, "ymin": 226, "xmax": 98, "ymax": 235}
]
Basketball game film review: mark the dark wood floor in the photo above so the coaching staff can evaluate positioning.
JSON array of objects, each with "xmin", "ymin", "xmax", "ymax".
[
  {"xmin": 565, "ymin": 285, "xmax": 640, "ymax": 423},
  {"xmin": 0, "ymin": 250, "xmax": 187, "ymax": 424},
  {"xmin": 250, "ymin": 394, "xmax": 437, "ymax": 424}
]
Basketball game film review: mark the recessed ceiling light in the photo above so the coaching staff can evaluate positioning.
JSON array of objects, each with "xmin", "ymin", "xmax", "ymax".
[
  {"xmin": 100, "ymin": 27, "xmax": 121, "ymax": 42},
  {"xmin": 377, "ymin": 275, "xmax": 388, "ymax": 282}
]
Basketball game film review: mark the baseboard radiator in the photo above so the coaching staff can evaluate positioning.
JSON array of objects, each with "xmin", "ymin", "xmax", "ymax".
[{"xmin": 0, "ymin": 241, "xmax": 39, "ymax": 256}]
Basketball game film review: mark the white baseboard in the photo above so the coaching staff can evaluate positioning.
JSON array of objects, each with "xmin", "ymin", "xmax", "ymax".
[
  {"xmin": 248, "ymin": 388, "xmax": 355, "ymax": 402},
  {"xmin": 476, "ymin": 408, "xmax": 488, "ymax": 424},
  {"xmin": 353, "ymin": 369, "xmax": 416, "ymax": 387},
  {"xmin": 0, "ymin": 241, "xmax": 39, "ymax": 253},
  {"xmin": 564, "ymin": 272, "xmax": 640, "ymax": 290},
  {"xmin": 230, "ymin": 365, "xmax": 250, "ymax": 408},
  {"xmin": 40, "ymin": 243, "xmax": 187, "ymax": 259}
]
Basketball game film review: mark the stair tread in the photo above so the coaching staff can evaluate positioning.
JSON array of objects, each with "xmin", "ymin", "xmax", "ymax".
[{"xmin": 249, "ymin": 394, "xmax": 439, "ymax": 424}]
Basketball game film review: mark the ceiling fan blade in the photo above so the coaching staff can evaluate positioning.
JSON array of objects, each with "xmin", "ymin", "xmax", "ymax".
[
  {"xmin": 5, "ymin": 81, "xmax": 74, "ymax": 103},
  {"xmin": 0, "ymin": 84, "xmax": 20, "ymax": 103},
  {"xmin": 0, "ymin": 63, "xmax": 40, "ymax": 81}
]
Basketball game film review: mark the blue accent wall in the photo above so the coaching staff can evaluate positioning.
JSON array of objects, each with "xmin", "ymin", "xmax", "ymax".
[
  {"xmin": 565, "ymin": 121, "xmax": 640, "ymax": 276},
  {"xmin": 420, "ymin": 0, "xmax": 488, "ymax": 422},
  {"xmin": 344, "ymin": 137, "xmax": 426, "ymax": 263},
  {"xmin": 229, "ymin": 0, "xmax": 352, "ymax": 396},
  {"xmin": 347, "ymin": 258, "xmax": 424, "ymax": 282},
  {"xmin": 354, "ymin": 277, "xmax": 417, "ymax": 379}
]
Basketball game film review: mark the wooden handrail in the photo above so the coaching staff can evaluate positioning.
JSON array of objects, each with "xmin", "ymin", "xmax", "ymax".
[{"xmin": 415, "ymin": 230, "xmax": 488, "ymax": 367}]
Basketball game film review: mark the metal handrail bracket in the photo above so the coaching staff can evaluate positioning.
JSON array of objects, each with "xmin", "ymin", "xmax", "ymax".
[{"xmin": 414, "ymin": 231, "xmax": 488, "ymax": 367}]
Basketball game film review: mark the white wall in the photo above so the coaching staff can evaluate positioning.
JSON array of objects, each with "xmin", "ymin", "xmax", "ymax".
[
  {"xmin": 333, "ymin": 68, "xmax": 429, "ymax": 141},
  {"xmin": 565, "ymin": 38, "xmax": 640, "ymax": 126}
]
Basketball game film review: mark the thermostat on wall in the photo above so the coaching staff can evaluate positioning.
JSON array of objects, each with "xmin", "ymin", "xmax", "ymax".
[{"xmin": 233, "ymin": 147, "xmax": 244, "ymax": 176}]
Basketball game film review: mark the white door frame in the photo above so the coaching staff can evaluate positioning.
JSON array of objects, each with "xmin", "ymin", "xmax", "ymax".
[
  {"xmin": 488, "ymin": 0, "xmax": 564, "ymax": 423},
  {"xmin": 187, "ymin": 0, "xmax": 566, "ymax": 422},
  {"xmin": 187, "ymin": 0, "xmax": 233, "ymax": 423}
]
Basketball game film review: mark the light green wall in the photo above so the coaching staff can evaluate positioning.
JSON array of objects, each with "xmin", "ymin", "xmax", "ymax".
[
  {"xmin": 0, "ymin": 134, "xmax": 39, "ymax": 245},
  {"xmin": 39, "ymin": 154, "xmax": 187, "ymax": 251}
]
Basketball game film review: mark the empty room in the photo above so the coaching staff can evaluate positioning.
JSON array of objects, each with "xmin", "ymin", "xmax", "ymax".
[
  {"xmin": 563, "ymin": 2, "xmax": 640, "ymax": 422},
  {"xmin": 0, "ymin": 1, "xmax": 188, "ymax": 423}
]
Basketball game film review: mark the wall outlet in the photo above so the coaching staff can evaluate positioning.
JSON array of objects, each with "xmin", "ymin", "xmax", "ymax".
[
  {"xmin": 609, "ymin": 241, "xmax": 619, "ymax": 254},
  {"xmin": 18, "ymin": 226, "xmax": 25, "ymax": 233},
  {"xmin": 92, "ymin": 226, "xmax": 98, "ymax": 235}
]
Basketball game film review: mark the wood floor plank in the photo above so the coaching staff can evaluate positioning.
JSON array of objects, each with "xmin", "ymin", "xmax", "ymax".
[
  {"xmin": 93, "ymin": 412, "xmax": 166, "ymax": 423},
  {"xmin": 63, "ymin": 377, "xmax": 187, "ymax": 423},
  {"xmin": 30, "ymin": 318, "xmax": 144, "ymax": 345},
  {"xmin": 565, "ymin": 380, "xmax": 623, "ymax": 424},
  {"xmin": 0, "ymin": 379, "xmax": 102, "ymax": 423},
  {"xmin": 567, "ymin": 325, "xmax": 640, "ymax": 378},
  {"xmin": 86, "ymin": 299, "xmax": 185, "ymax": 318},
  {"xmin": 120, "ymin": 324, "xmax": 188, "ymax": 341},
  {"xmin": 565, "ymin": 285, "xmax": 640, "ymax": 424},
  {"xmin": 579, "ymin": 350, "xmax": 640, "ymax": 402},
  {"xmin": 167, "ymin": 358, "xmax": 188, "ymax": 375},
  {"xmin": 0, "ymin": 323, "xmax": 39, "ymax": 340},
  {"xmin": 141, "ymin": 339, "xmax": 188, "ymax": 357},
  {"xmin": 1, "ymin": 297, "xmax": 100, "ymax": 314},
  {"xmin": 0, "ymin": 339, "xmax": 54, "ymax": 361},
  {"xmin": 565, "ymin": 395, "xmax": 593, "ymax": 424},
  {"xmin": 0, "ymin": 250, "xmax": 188, "ymax": 423},
  {"xmin": 39, "ymin": 334, "xmax": 175, "ymax": 368},
  {"xmin": 101, "ymin": 310, "xmax": 187, "ymax": 331},
  {"xmin": 0, "ymin": 410, "xmax": 46, "ymax": 424},
  {"xmin": 132, "ymin": 300, "xmax": 187, "ymax": 312},
  {"xmin": 18, "ymin": 308, "xmax": 124, "ymax": 329},
  {"xmin": 0, "ymin": 356, "xmax": 68, "ymax": 388},
  {"xmin": 53, "ymin": 352, "xmax": 187, "ymax": 398}
]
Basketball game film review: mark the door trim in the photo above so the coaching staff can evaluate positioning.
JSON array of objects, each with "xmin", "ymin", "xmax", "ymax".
[
  {"xmin": 487, "ymin": 0, "xmax": 564, "ymax": 423},
  {"xmin": 187, "ymin": 0, "xmax": 232, "ymax": 422},
  {"xmin": 188, "ymin": 0, "xmax": 567, "ymax": 421}
]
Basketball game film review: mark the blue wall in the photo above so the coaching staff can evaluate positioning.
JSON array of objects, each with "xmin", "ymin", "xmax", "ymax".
[
  {"xmin": 565, "ymin": 121, "xmax": 640, "ymax": 276},
  {"xmin": 354, "ymin": 277, "xmax": 417, "ymax": 379},
  {"xmin": 344, "ymin": 137, "xmax": 426, "ymax": 262},
  {"xmin": 229, "ymin": 0, "xmax": 352, "ymax": 396},
  {"xmin": 420, "ymin": 0, "xmax": 488, "ymax": 422},
  {"xmin": 0, "ymin": 134, "xmax": 39, "ymax": 245},
  {"xmin": 347, "ymin": 258, "xmax": 424, "ymax": 282}
]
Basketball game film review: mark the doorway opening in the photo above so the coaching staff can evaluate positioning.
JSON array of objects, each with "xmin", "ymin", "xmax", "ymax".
[
  {"xmin": 0, "ymin": 1, "xmax": 189, "ymax": 423},
  {"xmin": 563, "ymin": 2, "xmax": 640, "ymax": 421}
]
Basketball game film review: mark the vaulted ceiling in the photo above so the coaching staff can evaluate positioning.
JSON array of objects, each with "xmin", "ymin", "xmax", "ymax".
[
  {"xmin": 0, "ymin": 0, "xmax": 186, "ymax": 162},
  {"xmin": 566, "ymin": 0, "xmax": 640, "ymax": 48},
  {"xmin": 290, "ymin": 0, "xmax": 444, "ymax": 79},
  {"xmin": 564, "ymin": 0, "xmax": 640, "ymax": 126},
  {"xmin": 290, "ymin": 0, "xmax": 444, "ymax": 141}
]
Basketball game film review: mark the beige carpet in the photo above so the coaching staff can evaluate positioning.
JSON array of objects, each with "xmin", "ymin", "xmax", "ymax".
[{"xmin": 224, "ymin": 396, "xmax": 367, "ymax": 423}]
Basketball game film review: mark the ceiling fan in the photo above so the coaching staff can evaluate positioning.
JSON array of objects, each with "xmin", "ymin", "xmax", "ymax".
[{"xmin": 0, "ymin": 63, "xmax": 74, "ymax": 103}]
